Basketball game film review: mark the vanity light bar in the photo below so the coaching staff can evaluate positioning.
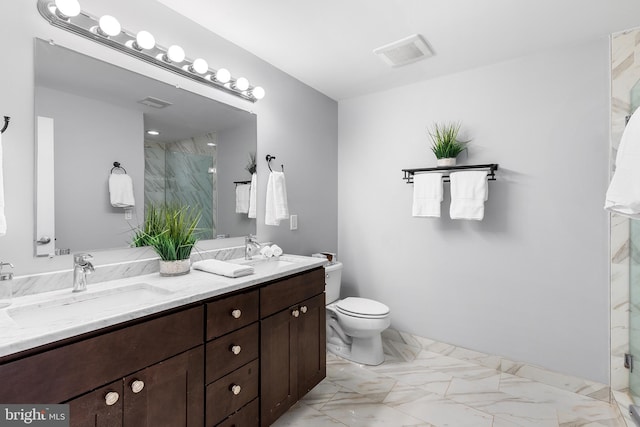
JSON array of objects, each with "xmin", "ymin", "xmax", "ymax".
[{"xmin": 37, "ymin": 0, "xmax": 266, "ymax": 102}]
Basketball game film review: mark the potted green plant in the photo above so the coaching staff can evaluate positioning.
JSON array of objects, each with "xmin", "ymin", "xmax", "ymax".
[
  {"xmin": 245, "ymin": 152, "xmax": 257, "ymax": 175},
  {"xmin": 428, "ymin": 122, "xmax": 468, "ymax": 167},
  {"xmin": 133, "ymin": 204, "xmax": 201, "ymax": 276}
]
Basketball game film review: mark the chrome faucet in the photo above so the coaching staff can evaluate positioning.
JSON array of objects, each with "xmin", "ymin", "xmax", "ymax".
[
  {"xmin": 245, "ymin": 235, "xmax": 262, "ymax": 260},
  {"xmin": 73, "ymin": 253, "xmax": 94, "ymax": 292},
  {"xmin": 0, "ymin": 262, "xmax": 14, "ymax": 281}
]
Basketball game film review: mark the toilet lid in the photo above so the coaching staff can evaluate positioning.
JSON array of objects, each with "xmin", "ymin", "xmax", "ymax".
[{"xmin": 336, "ymin": 297, "xmax": 390, "ymax": 318}]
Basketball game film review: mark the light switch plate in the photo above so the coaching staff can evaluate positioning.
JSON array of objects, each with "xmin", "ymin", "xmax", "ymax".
[{"xmin": 290, "ymin": 214, "xmax": 298, "ymax": 230}]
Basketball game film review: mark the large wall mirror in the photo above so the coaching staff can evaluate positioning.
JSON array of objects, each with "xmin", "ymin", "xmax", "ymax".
[{"xmin": 34, "ymin": 38, "xmax": 257, "ymax": 257}]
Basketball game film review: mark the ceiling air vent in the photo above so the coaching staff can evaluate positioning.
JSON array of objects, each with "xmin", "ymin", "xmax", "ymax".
[
  {"xmin": 373, "ymin": 34, "xmax": 434, "ymax": 67},
  {"xmin": 137, "ymin": 96, "xmax": 172, "ymax": 109}
]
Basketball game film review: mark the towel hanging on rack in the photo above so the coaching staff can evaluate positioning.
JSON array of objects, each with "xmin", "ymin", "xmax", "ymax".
[
  {"xmin": 265, "ymin": 170, "xmax": 289, "ymax": 226},
  {"xmin": 108, "ymin": 162, "xmax": 135, "ymax": 208}
]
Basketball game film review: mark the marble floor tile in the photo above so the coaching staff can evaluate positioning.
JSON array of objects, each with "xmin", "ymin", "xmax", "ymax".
[{"xmin": 278, "ymin": 336, "xmax": 626, "ymax": 427}]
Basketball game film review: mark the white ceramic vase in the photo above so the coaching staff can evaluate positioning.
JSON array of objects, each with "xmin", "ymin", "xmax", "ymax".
[
  {"xmin": 437, "ymin": 158, "xmax": 457, "ymax": 167},
  {"xmin": 159, "ymin": 259, "xmax": 191, "ymax": 276}
]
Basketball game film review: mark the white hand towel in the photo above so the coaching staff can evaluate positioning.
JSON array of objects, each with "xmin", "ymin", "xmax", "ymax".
[
  {"xmin": 605, "ymin": 110, "xmax": 640, "ymax": 218},
  {"xmin": 265, "ymin": 171, "xmax": 289, "ymax": 226},
  {"xmin": 260, "ymin": 245, "xmax": 274, "ymax": 258},
  {"xmin": 0, "ymin": 133, "xmax": 5, "ymax": 236},
  {"xmin": 108, "ymin": 174, "xmax": 135, "ymax": 208},
  {"xmin": 412, "ymin": 173, "xmax": 443, "ymax": 217},
  {"xmin": 449, "ymin": 171, "xmax": 489, "ymax": 220},
  {"xmin": 271, "ymin": 244, "xmax": 283, "ymax": 257},
  {"xmin": 192, "ymin": 259, "xmax": 254, "ymax": 278},
  {"xmin": 248, "ymin": 173, "xmax": 257, "ymax": 219},
  {"xmin": 235, "ymin": 183, "xmax": 251, "ymax": 213}
]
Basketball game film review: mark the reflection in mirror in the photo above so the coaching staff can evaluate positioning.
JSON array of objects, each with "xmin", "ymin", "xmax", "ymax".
[{"xmin": 34, "ymin": 39, "xmax": 257, "ymax": 256}]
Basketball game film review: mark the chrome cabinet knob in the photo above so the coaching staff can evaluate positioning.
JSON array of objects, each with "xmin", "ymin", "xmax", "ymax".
[
  {"xmin": 300, "ymin": 305, "xmax": 308, "ymax": 314},
  {"xmin": 292, "ymin": 309, "xmax": 300, "ymax": 318},
  {"xmin": 130, "ymin": 379, "xmax": 145, "ymax": 393},
  {"xmin": 230, "ymin": 384, "xmax": 242, "ymax": 395},
  {"xmin": 105, "ymin": 391, "xmax": 119, "ymax": 406},
  {"xmin": 230, "ymin": 345, "xmax": 242, "ymax": 355},
  {"xmin": 231, "ymin": 309, "xmax": 242, "ymax": 319}
]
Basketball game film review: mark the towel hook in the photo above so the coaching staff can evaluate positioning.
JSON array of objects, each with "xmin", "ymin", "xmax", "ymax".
[
  {"xmin": 110, "ymin": 161, "xmax": 127, "ymax": 174},
  {"xmin": 1, "ymin": 116, "xmax": 10, "ymax": 134},
  {"xmin": 265, "ymin": 154, "xmax": 284, "ymax": 172}
]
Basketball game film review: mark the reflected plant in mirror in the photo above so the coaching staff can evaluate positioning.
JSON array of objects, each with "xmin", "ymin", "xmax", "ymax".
[{"xmin": 34, "ymin": 38, "xmax": 257, "ymax": 257}]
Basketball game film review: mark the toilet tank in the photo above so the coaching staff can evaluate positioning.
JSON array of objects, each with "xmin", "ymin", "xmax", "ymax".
[{"xmin": 324, "ymin": 262, "xmax": 343, "ymax": 304}]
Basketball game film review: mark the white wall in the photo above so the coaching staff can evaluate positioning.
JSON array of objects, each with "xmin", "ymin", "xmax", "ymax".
[
  {"xmin": 36, "ymin": 86, "xmax": 144, "ymax": 252},
  {"xmin": 0, "ymin": 0, "xmax": 337, "ymax": 274},
  {"xmin": 338, "ymin": 40, "xmax": 610, "ymax": 382}
]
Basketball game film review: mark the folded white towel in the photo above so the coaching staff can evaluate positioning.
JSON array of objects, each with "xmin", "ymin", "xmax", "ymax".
[
  {"xmin": 265, "ymin": 171, "xmax": 289, "ymax": 226},
  {"xmin": 271, "ymin": 244, "xmax": 283, "ymax": 257},
  {"xmin": 248, "ymin": 173, "xmax": 257, "ymax": 219},
  {"xmin": 412, "ymin": 173, "xmax": 443, "ymax": 218},
  {"xmin": 449, "ymin": 171, "xmax": 489, "ymax": 220},
  {"xmin": 192, "ymin": 259, "xmax": 255, "ymax": 278},
  {"xmin": 235, "ymin": 183, "xmax": 250, "ymax": 213},
  {"xmin": 606, "ymin": 110, "xmax": 640, "ymax": 218},
  {"xmin": 109, "ymin": 173, "xmax": 135, "ymax": 208},
  {"xmin": 260, "ymin": 245, "xmax": 274, "ymax": 258},
  {"xmin": 0, "ymin": 133, "xmax": 5, "ymax": 236}
]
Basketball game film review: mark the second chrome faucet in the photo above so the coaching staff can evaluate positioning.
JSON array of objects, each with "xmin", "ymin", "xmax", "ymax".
[{"xmin": 73, "ymin": 253, "xmax": 94, "ymax": 292}]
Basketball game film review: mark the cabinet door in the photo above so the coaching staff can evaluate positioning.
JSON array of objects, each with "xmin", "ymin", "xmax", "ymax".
[
  {"xmin": 297, "ymin": 294, "xmax": 326, "ymax": 396},
  {"xmin": 260, "ymin": 307, "xmax": 298, "ymax": 427},
  {"xmin": 123, "ymin": 347, "xmax": 204, "ymax": 427},
  {"xmin": 67, "ymin": 380, "xmax": 123, "ymax": 427}
]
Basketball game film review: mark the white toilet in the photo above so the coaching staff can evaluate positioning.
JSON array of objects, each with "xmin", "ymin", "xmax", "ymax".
[{"xmin": 324, "ymin": 261, "xmax": 391, "ymax": 365}]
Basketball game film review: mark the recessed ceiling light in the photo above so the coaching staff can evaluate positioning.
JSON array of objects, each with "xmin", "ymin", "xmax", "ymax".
[
  {"xmin": 146, "ymin": 130, "xmax": 160, "ymax": 136},
  {"xmin": 207, "ymin": 142, "xmax": 216, "ymax": 146}
]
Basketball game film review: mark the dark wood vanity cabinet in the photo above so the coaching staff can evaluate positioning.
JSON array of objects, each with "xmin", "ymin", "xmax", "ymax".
[
  {"xmin": 260, "ymin": 268, "xmax": 326, "ymax": 427},
  {"xmin": 0, "ymin": 266, "xmax": 326, "ymax": 427}
]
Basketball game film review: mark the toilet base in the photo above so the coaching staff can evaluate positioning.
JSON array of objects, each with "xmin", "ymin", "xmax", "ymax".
[{"xmin": 327, "ymin": 333, "xmax": 385, "ymax": 366}]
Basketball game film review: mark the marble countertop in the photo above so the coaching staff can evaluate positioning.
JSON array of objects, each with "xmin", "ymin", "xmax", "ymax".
[{"xmin": 0, "ymin": 255, "xmax": 326, "ymax": 358}]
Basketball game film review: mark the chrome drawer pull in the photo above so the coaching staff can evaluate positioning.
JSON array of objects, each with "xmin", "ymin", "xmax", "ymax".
[
  {"xmin": 231, "ymin": 309, "xmax": 242, "ymax": 319},
  {"xmin": 292, "ymin": 309, "xmax": 300, "ymax": 318},
  {"xmin": 230, "ymin": 384, "xmax": 242, "ymax": 395},
  {"xmin": 105, "ymin": 391, "xmax": 119, "ymax": 406},
  {"xmin": 300, "ymin": 305, "xmax": 308, "ymax": 314},
  {"xmin": 230, "ymin": 345, "xmax": 242, "ymax": 355},
  {"xmin": 130, "ymin": 379, "xmax": 145, "ymax": 393}
]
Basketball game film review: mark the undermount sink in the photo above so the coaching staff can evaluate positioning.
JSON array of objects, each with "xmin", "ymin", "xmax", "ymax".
[
  {"xmin": 232, "ymin": 256, "xmax": 296, "ymax": 273},
  {"xmin": 7, "ymin": 283, "xmax": 172, "ymax": 328}
]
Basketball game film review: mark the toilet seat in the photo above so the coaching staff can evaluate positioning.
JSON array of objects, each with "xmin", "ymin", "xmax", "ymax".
[{"xmin": 336, "ymin": 297, "xmax": 390, "ymax": 319}]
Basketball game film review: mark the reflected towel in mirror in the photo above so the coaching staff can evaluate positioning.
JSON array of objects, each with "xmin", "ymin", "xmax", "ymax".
[
  {"xmin": 108, "ymin": 173, "xmax": 135, "ymax": 208},
  {"xmin": 236, "ymin": 183, "xmax": 250, "ymax": 213}
]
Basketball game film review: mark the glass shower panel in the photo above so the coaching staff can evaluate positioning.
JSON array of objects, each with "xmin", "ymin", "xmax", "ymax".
[
  {"xmin": 165, "ymin": 151, "xmax": 215, "ymax": 240},
  {"xmin": 631, "ymin": 219, "xmax": 640, "ymax": 401}
]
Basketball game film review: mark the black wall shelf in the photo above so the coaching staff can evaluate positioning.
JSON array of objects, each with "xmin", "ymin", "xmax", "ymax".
[{"xmin": 402, "ymin": 163, "xmax": 499, "ymax": 184}]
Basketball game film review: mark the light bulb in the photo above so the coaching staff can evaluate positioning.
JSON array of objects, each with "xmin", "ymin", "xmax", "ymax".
[
  {"xmin": 234, "ymin": 77, "xmax": 249, "ymax": 91},
  {"xmin": 165, "ymin": 45, "xmax": 185, "ymax": 63},
  {"xmin": 214, "ymin": 68, "xmax": 231, "ymax": 84},
  {"xmin": 190, "ymin": 58, "xmax": 208, "ymax": 74},
  {"xmin": 251, "ymin": 86, "xmax": 266, "ymax": 100},
  {"xmin": 54, "ymin": 0, "xmax": 80, "ymax": 18},
  {"xmin": 146, "ymin": 130, "xmax": 160, "ymax": 136},
  {"xmin": 134, "ymin": 31, "xmax": 155, "ymax": 50},
  {"xmin": 98, "ymin": 15, "xmax": 121, "ymax": 37}
]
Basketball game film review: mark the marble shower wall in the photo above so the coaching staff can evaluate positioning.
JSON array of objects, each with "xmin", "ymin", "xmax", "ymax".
[{"xmin": 610, "ymin": 28, "xmax": 640, "ymax": 393}]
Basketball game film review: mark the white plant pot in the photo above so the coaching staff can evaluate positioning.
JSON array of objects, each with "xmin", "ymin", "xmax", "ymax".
[
  {"xmin": 437, "ymin": 158, "xmax": 457, "ymax": 167},
  {"xmin": 159, "ymin": 259, "xmax": 191, "ymax": 276}
]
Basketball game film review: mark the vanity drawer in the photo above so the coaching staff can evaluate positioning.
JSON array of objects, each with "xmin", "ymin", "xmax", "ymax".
[
  {"xmin": 260, "ymin": 267, "xmax": 325, "ymax": 317},
  {"xmin": 207, "ymin": 290, "xmax": 259, "ymax": 340},
  {"xmin": 206, "ymin": 359, "xmax": 259, "ymax": 426},
  {"xmin": 0, "ymin": 306, "xmax": 203, "ymax": 404},
  {"xmin": 206, "ymin": 322, "xmax": 259, "ymax": 384},
  {"xmin": 215, "ymin": 398, "xmax": 259, "ymax": 427}
]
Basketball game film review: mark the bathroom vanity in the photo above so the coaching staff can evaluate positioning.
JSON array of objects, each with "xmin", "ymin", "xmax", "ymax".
[{"xmin": 0, "ymin": 255, "xmax": 326, "ymax": 427}]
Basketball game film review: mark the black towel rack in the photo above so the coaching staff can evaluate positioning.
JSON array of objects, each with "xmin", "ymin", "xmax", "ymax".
[
  {"xmin": 1, "ymin": 116, "xmax": 10, "ymax": 134},
  {"xmin": 234, "ymin": 180, "xmax": 251, "ymax": 186},
  {"xmin": 110, "ymin": 161, "xmax": 127, "ymax": 174},
  {"xmin": 402, "ymin": 163, "xmax": 499, "ymax": 184},
  {"xmin": 266, "ymin": 154, "xmax": 284, "ymax": 172}
]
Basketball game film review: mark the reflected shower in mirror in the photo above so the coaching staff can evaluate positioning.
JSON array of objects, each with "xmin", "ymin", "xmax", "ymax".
[{"xmin": 34, "ymin": 38, "xmax": 257, "ymax": 256}]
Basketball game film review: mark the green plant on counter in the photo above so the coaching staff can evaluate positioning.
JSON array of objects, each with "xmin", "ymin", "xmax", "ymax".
[
  {"xmin": 132, "ymin": 204, "xmax": 201, "ymax": 261},
  {"xmin": 428, "ymin": 122, "xmax": 468, "ymax": 159},
  {"xmin": 245, "ymin": 152, "xmax": 257, "ymax": 175}
]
